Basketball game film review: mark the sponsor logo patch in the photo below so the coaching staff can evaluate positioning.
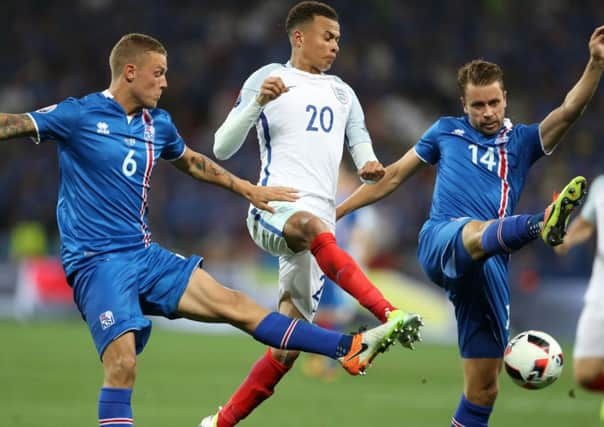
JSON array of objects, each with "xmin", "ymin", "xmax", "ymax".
[{"xmin": 96, "ymin": 122, "xmax": 110, "ymax": 135}]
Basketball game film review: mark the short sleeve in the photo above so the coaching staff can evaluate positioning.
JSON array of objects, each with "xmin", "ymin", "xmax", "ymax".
[
  {"xmin": 345, "ymin": 88, "xmax": 371, "ymax": 147},
  {"xmin": 27, "ymin": 98, "xmax": 81, "ymax": 143},
  {"xmin": 159, "ymin": 111, "xmax": 186, "ymax": 161},
  {"xmin": 580, "ymin": 175, "xmax": 604, "ymax": 224},
  {"xmin": 514, "ymin": 123, "xmax": 543, "ymax": 166},
  {"xmin": 414, "ymin": 119, "xmax": 441, "ymax": 164}
]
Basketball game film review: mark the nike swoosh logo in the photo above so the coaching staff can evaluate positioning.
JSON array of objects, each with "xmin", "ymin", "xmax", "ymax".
[{"xmin": 346, "ymin": 343, "xmax": 368, "ymax": 361}]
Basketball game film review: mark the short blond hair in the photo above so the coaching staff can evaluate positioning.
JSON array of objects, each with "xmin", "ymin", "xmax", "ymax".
[
  {"xmin": 109, "ymin": 33, "xmax": 167, "ymax": 80},
  {"xmin": 457, "ymin": 59, "xmax": 505, "ymax": 96}
]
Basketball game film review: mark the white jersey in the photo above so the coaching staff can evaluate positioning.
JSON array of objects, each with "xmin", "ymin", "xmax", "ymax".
[
  {"xmin": 580, "ymin": 175, "xmax": 604, "ymax": 304},
  {"xmin": 216, "ymin": 62, "xmax": 372, "ymax": 223}
]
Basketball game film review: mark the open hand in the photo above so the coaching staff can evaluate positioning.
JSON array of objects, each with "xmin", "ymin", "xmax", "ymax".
[{"xmin": 248, "ymin": 185, "xmax": 299, "ymax": 213}]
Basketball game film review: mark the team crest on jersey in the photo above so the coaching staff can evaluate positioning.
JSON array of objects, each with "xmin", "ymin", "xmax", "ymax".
[
  {"xmin": 96, "ymin": 122, "xmax": 110, "ymax": 135},
  {"xmin": 99, "ymin": 310, "xmax": 115, "ymax": 330},
  {"xmin": 495, "ymin": 118, "xmax": 513, "ymax": 144},
  {"xmin": 36, "ymin": 104, "xmax": 57, "ymax": 114},
  {"xmin": 144, "ymin": 124, "xmax": 155, "ymax": 142},
  {"xmin": 331, "ymin": 84, "xmax": 349, "ymax": 104}
]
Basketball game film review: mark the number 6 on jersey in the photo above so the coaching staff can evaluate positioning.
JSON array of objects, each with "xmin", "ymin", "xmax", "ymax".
[{"xmin": 122, "ymin": 149, "xmax": 137, "ymax": 176}]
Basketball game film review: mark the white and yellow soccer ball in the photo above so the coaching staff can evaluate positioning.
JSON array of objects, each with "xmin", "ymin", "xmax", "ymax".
[{"xmin": 503, "ymin": 330, "xmax": 564, "ymax": 390}]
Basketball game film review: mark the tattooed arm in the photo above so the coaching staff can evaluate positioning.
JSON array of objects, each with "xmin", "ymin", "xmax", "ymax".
[
  {"xmin": 0, "ymin": 114, "xmax": 37, "ymax": 140},
  {"xmin": 172, "ymin": 146, "xmax": 297, "ymax": 213}
]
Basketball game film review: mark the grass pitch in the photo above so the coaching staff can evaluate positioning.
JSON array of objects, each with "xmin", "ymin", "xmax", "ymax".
[{"xmin": 0, "ymin": 320, "xmax": 600, "ymax": 426}]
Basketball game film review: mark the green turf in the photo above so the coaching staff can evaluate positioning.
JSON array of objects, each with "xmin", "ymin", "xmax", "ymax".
[{"xmin": 0, "ymin": 320, "xmax": 600, "ymax": 426}]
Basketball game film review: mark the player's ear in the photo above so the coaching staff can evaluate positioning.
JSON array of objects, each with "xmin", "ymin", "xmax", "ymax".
[
  {"xmin": 502, "ymin": 90, "xmax": 507, "ymax": 109},
  {"xmin": 124, "ymin": 64, "xmax": 136, "ymax": 83},
  {"xmin": 293, "ymin": 30, "xmax": 303, "ymax": 48}
]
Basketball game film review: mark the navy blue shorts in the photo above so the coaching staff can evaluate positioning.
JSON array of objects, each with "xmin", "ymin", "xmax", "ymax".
[
  {"xmin": 71, "ymin": 243, "xmax": 202, "ymax": 359},
  {"xmin": 417, "ymin": 219, "xmax": 510, "ymax": 358}
]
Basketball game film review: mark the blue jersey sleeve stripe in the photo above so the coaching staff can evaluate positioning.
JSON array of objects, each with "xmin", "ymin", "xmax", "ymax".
[{"xmin": 25, "ymin": 113, "xmax": 41, "ymax": 144}]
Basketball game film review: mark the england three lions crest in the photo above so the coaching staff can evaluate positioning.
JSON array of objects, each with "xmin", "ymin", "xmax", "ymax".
[{"xmin": 332, "ymin": 84, "xmax": 349, "ymax": 104}]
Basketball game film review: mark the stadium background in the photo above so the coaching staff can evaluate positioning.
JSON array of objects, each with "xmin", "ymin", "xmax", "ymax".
[{"xmin": 1, "ymin": 1, "xmax": 603, "ymax": 426}]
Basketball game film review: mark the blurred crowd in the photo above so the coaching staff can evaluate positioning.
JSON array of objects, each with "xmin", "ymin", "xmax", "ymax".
[{"xmin": 0, "ymin": 0, "xmax": 602, "ymax": 285}]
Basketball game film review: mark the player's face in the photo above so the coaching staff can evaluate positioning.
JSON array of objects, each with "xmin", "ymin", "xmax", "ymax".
[
  {"xmin": 131, "ymin": 51, "xmax": 168, "ymax": 109},
  {"xmin": 300, "ymin": 16, "xmax": 340, "ymax": 72},
  {"xmin": 462, "ymin": 82, "xmax": 507, "ymax": 135}
]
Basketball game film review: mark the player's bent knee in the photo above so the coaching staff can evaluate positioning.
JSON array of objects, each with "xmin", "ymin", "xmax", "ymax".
[
  {"xmin": 463, "ymin": 220, "xmax": 493, "ymax": 259},
  {"xmin": 284, "ymin": 211, "xmax": 329, "ymax": 251},
  {"xmin": 303, "ymin": 216, "xmax": 330, "ymax": 238}
]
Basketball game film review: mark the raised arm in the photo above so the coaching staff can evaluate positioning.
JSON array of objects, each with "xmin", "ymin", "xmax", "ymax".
[
  {"xmin": 336, "ymin": 147, "xmax": 425, "ymax": 220},
  {"xmin": 0, "ymin": 114, "xmax": 37, "ymax": 140},
  {"xmin": 172, "ymin": 146, "xmax": 297, "ymax": 213},
  {"xmin": 214, "ymin": 66, "xmax": 288, "ymax": 160},
  {"xmin": 539, "ymin": 26, "xmax": 604, "ymax": 152}
]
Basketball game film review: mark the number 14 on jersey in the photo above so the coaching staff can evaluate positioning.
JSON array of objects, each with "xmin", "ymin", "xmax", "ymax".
[{"xmin": 468, "ymin": 144, "xmax": 497, "ymax": 172}]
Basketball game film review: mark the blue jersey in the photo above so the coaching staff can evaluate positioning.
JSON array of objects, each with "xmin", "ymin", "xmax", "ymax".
[
  {"xmin": 414, "ymin": 116, "xmax": 545, "ymax": 221},
  {"xmin": 28, "ymin": 91, "xmax": 186, "ymax": 276}
]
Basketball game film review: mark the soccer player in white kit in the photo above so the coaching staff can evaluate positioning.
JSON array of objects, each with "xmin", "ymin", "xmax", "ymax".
[
  {"xmin": 201, "ymin": 2, "xmax": 423, "ymax": 426},
  {"xmin": 555, "ymin": 175, "xmax": 604, "ymax": 422}
]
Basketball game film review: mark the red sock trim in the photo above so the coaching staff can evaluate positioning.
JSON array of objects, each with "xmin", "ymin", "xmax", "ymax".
[
  {"xmin": 217, "ymin": 349, "xmax": 291, "ymax": 427},
  {"xmin": 310, "ymin": 232, "xmax": 394, "ymax": 322}
]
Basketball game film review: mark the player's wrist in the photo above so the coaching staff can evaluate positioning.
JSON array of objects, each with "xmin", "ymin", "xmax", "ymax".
[
  {"xmin": 587, "ymin": 57, "xmax": 604, "ymax": 71},
  {"xmin": 235, "ymin": 178, "xmax": 254, "ymax": 200}
]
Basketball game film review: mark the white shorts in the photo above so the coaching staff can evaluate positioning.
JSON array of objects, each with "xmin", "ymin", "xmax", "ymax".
[
  {"xmin": 246, "ymin": 202, "xmax": 332, "ymax": 321},
  {"xmin": 574, "ymin": 301, "xmax": 604, "ymax": 358},
  {"xmin": 246, "ymin": 202, "xmax": 300, "ymax": 257}
]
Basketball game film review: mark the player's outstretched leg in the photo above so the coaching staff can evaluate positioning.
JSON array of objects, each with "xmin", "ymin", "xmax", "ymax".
[
  {"xmin": 199, "ymin": 311, "xmax": 423, "ymax": 427},
  {"xmin": 479, "ymin": 176, "xmax": 587, "ymax": 257},
  {"xmin": 542, "ymin": 176, "xmax": 587, "ymax": 246},
  {"xmin": 339, "ymin": 309, "xmax": 422, "ymax": 375}
]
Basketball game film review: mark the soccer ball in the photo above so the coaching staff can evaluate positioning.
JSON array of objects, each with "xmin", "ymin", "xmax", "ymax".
[{"xmin": 503, "ymin": 330, "xmax": 564, "ymax": 390}]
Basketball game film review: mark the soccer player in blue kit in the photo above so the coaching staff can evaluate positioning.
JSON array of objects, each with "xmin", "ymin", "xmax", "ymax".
[
  {"xmin": 0, "ymin": 33, "xmax": 410, "ymax": 426},
  {"xmin": 337, "ymin": 26, "xmax": 604, "ymax": 426}
]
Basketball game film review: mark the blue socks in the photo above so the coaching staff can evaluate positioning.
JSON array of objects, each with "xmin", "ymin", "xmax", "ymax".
[
  {"xmin": 98, "ymin": 387, "xmax": 133, "ymax": 426},
  {"xmin": 480, "ymin": 213, "xmax": 543, "ymax": 255},
  {"xmin": 253, "ymin": 312, "xmax": 353, "ymax": 358},
  {"xmin": 451, "ymin": 394, "xmax": 492, "ymax": 427}
]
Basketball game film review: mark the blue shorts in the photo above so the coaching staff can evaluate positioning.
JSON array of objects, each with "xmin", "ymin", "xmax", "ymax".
[
  {"xmin": 71, "ymin": 243, "xmax": 203, "ymax": 359},
  {"xmin": 417, "ymin": 219, "xmax": 510, "ymax": 358}
]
